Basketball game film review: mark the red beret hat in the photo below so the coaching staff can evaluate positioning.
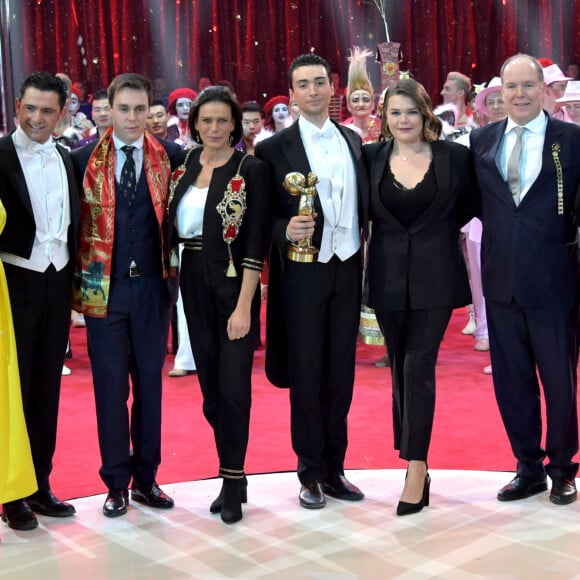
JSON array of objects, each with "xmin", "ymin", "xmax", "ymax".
[
  {"xmin": 264, "ymin": 95, "xmax": 289, "ymax": 118},
  {"xmin": 168, "ymin": 88, "xmax": 198, "ymax": 113}
]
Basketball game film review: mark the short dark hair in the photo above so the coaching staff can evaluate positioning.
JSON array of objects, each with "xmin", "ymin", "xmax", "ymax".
[
  {"xmin": 150, "ymin": 99, "xmax": 168, "ymax": 111},
  {"xmin": 19, "ymin": 72, "xmax": 68, "ymax": 110},
  {"xmin": 500, "ymin": 54, "xmax": 544, "ymax": 82},
  {"xmin": 288, "ymin": 53, "xmax": 332, "ymax": 89},
  {"xmin": 241, "ymin": 100, "xmax": 264, "ymax": 118},
  {"xmin": 382, "ymin": 78, "xmax": 442, "ymax": 142},
  {"xmin": 92, "ymin": 89, "xmax": 109, "ymax": 102},
  {"xmin": 108, "ymin": 73, "xmax": 153, "ymax": 106},
  {"xmin": 188, "ymin": 85, "xmax": 243, "ymax": 146}
]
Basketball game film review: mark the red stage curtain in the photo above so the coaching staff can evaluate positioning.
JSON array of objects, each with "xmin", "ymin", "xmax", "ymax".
[{"xmin": 13, "ymin": 1, "xmax": 580, "ymax": 106}]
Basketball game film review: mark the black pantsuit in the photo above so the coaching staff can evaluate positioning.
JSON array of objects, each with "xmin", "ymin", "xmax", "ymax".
[
  {"xmin": 179, "ymin": 248, "xmax": 257, "ymax": 474},
  {"xmin": 375, "ymin": 306, "xmax": 451, "ymax": 460},
  {"xmin": 167, "ymin": 149, "xmax": 270, "ymax": 480},
  {"xmin": 364, "ymin": 139, "xmax": 477, "ymax": 464}
]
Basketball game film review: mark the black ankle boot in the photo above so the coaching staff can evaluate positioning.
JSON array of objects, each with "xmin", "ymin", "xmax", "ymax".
[
  {"xmin": 397, "ymin": 474, "xmax": 431, "ymax": 516},
  {"xmin": 221, "ymin": 479, "xmax": 243, "ymax": 524},
  {"xmin": 209, "ymin": 477, "xmax": 248, "ymax": 514}
]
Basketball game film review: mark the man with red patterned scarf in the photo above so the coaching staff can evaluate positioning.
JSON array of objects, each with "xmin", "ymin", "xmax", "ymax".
[{"xmin": 71, "ymin": 73, "xmax": 184, "ymax": 518}]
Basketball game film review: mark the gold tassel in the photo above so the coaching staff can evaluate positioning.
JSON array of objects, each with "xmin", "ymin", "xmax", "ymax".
[{"xmin": 226, "ymin": 247, "xmax": 237, "ymax": 277}]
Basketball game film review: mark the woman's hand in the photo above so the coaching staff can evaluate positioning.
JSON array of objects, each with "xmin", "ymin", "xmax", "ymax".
[
  {"xmin": 227, "ymin": 305, "xmax": 251, "ymax": 340},
  {"xmin": 227, "ymin": 268, "xmax": 260, "ymax": 340}
]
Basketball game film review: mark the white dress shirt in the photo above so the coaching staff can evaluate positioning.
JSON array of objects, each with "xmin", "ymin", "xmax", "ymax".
[
  {"xmin": 113, "ymin": 133, "xmax": 144, "ymax": 183},
  {"xmin": 298, "ymin": 116, "xmax": 359, "ymax": 263},
  {"xmin": 0, "ymin": 127, "xmax": 70, "ymax": 272},
  {"xmin": 497, "ymin": 112, "xmax": 547, "ymax": 202}
]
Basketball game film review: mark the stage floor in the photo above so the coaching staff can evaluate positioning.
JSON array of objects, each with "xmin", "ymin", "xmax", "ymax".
[{"xmin": 2, "ymin": 470, "xmax": 580, "ymax": 579}]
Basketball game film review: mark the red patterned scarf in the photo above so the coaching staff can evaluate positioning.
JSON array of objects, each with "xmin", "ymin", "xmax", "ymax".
[{"xmin": 73, "ymin": 128, "xmax": 172, "ymax": 317}]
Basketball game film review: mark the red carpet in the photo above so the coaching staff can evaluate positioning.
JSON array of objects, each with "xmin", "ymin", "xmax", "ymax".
[{"xmin": 52, "ymin": 309, "xmax": 572, "ymax": 500}]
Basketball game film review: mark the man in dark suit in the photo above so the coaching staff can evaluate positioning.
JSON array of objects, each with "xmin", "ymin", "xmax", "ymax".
[
  {"xmin": 255, "ymin": 53, "xmax": 368, "ymax": 509},
  {"xmin": 471, "ymin": 54, "xmax": 580, "ymax": 505},
  {"xmin": 0, "ymin": 72, "xmax": 79, "ymax": 530},
  {"xmin": 71, "ymin": 73, "xmax": 184, "ymax": 517}
]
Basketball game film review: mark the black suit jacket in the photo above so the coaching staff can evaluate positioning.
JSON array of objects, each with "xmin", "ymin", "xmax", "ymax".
[
  {"xmin": 470, "ymin": 115, "xmax": 580, "ymax": 308},
  {"xmin": 0, "ymin": 135, "xmax": 80, "ymax": 261},
  {"xmin": 363, "ymin": 139, "xmax": 477, "ymax": 312},
  {"xmin": 255, "ymin": 120, "xmax": 369, "ymax": 387}
]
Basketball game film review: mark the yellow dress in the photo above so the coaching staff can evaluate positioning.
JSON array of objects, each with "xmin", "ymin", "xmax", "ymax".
[{"xmin": 0, "ymin": 200, "xmax": 37, "ymax": 503}]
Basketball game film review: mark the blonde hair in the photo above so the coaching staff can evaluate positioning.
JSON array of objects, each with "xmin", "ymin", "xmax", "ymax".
[
  {"xmin": 446, "ymin": 72, "xmax": 472, "ymax": 100},
  {"xmin": 346, "ymin": 47, "xmax": 374, "ymax": 101}
]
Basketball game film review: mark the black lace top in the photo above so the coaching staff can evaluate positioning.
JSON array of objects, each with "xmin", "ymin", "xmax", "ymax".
[{"xmin": 379, "ymin": 162, "xmax": 437, "ymax": 229}]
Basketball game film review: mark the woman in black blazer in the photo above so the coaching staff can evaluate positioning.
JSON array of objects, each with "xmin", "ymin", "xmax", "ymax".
[
  {"xmin": 167, "ymin": 87, "xmax": 270, "ymax": 524},
  {"xmin": 363, "ymin": 79, "xmax": 477, "ymax": 516}
]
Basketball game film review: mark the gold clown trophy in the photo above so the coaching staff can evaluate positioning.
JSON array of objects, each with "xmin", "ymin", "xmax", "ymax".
[{"xmin": 284, "ymin": 172, "xmax": 319, "ymax": 263}]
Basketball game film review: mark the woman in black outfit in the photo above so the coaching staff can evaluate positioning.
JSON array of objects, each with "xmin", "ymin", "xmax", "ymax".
[
  {"xmin": 363, "ymin": 79, "xmax": 477, "ymax": 515},
  {"xmin": 167, "ymin": 87, "xmax": 270, "ymax": 523}
]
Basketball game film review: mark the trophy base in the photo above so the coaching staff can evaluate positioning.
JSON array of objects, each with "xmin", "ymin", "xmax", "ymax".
[{"xmin": 287, "ymin": 246, "xmax": 318, "ymax": 263}]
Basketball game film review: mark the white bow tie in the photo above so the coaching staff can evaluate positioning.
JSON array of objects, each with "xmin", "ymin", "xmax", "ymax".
[
  {"xmin": 316, "ymin": 126, "xmax": 335, "ymax": 140},
  {"xmin": 28, "ymin": 140, "xmax": 57, "ymax": 157}
]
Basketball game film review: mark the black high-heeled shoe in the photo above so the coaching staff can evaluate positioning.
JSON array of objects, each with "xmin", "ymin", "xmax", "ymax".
[
  {"xmin": 210, "ymin": 477, "xmax": 248, "ymax": 514},
  {"xmin": 396, "ymin": 473, "xmax": 431, "ymax": 516},
  {"xmin": 220, "ymin": 478, "xmax": 243, "ymax": 524}
]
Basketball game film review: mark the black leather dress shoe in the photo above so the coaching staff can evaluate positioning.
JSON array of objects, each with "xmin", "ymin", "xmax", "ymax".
[
  {"xmin": 497, "ymin": 475, "xmax": 547, "ymax": 501},
  {"xmin": 27, "ymin": 490, "xmax": 76, "ymax": 517},
  {"xmin": 1, "ymin": 500, "xmax": 38, "ymax": 530},
  {"xmin": 322, "ymin": 475, "xmax": 364, "ymax": 501},
  {"xmin": 549, "ymin": 477, "xmax": 577, "ymax": 505},
  {"xmin": 299, "ymin": 483, "xmax": 326, "ymax": 509},
  {"xmin": 103, "ymin": 489, "xmax": 129, "ymax": 518},
  {"xmin": 131, "ymin": 482, "xmax": 174, "ymax": 509}
]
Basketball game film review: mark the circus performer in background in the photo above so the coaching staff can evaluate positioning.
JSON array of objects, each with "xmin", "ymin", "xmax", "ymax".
[
  {"xmin": 168, "ymin": 88, "xmax": 198, "ymax": 147},
  {"xmin": 264, "ymin": 96, "xmax": 291, "ymax": 133},
  {"xmin": 342, "ymin": 47, "xmax": 381, "ymax": 143}
]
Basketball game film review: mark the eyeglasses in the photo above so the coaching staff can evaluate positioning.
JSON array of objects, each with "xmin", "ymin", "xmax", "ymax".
[{"xmin": 563, "ymin": 103, "xmax": 580, "ymax": 111}]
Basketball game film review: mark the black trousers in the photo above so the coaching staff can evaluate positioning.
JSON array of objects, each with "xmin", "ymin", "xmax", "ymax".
[
  {"xmin": 4, "ymin": 262, "xmax": 72, "ymax": 491},
  {"xmin": 179, "ymin": 248, "xmax": 256, "ymax": 479},
  {"xmin": 85, "ymin": 274, "xmax": 170, "ymax": 490},
  {"xmin": 487, "ymin": 298, "xmax": 579, "ymax": 480},
  {"xmin": 375, "ymin": 306, "xmax": 452, "ymax": 461},
  {"xmin": 283, "ymin": 253, "xmax": 361, "ymax": 486}
]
